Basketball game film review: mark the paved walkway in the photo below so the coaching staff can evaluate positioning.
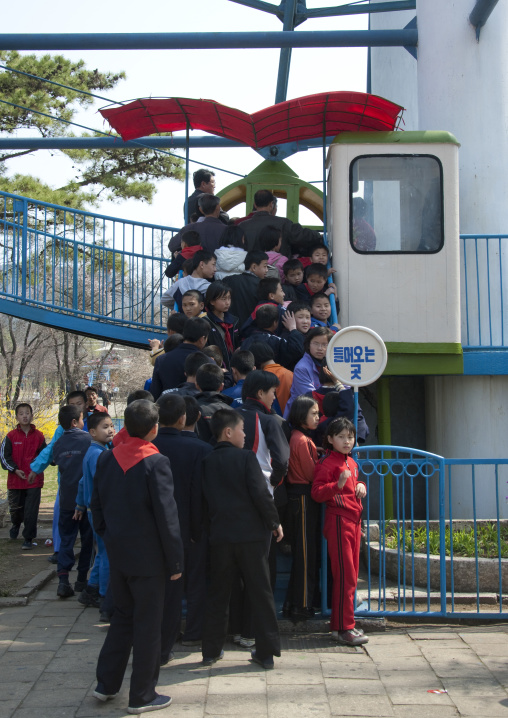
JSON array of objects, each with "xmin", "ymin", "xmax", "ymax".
[{"xmin": 1, "ymin": 574, "xmax": 507, "ymax": 718}]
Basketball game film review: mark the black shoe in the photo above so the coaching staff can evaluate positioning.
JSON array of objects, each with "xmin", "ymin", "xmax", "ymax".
[
  {"xmin": 74, "ymin": 580, "xmax": 87, "ymax": 592},
  {"xmin": 9, "ymin": 525, "xmax": 20, "ymax": 540},
  {"xmin": 282, "ymin": 601, "xmax": 293, "ymax": 617},
  {"xmin": 250, "ymin": 650, "xmax": 274, "ymax": 670},
  {"xmin": 202, "ymin": 649, "xmax": 224, "ymax": 666},
  {"xmin": 127, "ymin": 694, "xmax": 172, "ymax": 714},
  {"xmin": 289, "ymin": 606, "xmax": 314, "ymax": 623},
  {"xmin": 99, "ymin": 611, "xmax": 112, "ymax": 623},
  {"xmin": 57, "ymin": 582, "xmax": 75, "ymax": 599},
  {"xmin": 78, "ymin": 587, "xmax": 101, "ymax": 608},
  {"xmin": 47, "ymin": 552, "xmax": 58, "ymax": 564},
  {"xmin": 160, "ymin": 652, "xmax": 175, "ymax": 668},
  {"xmin": 21, "ymin": 541, "xmax": 33, "ymax": 550}
]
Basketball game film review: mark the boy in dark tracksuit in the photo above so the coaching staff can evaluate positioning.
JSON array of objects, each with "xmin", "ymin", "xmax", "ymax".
[
  {"xmin": 91, "ymin": 400, "xmax": 183, "ymax": 714},
  {"xmin": 52, "ymin": 405, "xmax": 92, "ymax": 598},
  {"xmin": 153, "ymin": 394, "xmax": 212, "ymax": 658},
  {"xmin": 201, "ymin": 409, "xmax": 283, "ymax": 670},
  {"xmin": 0, "ymin": 403, "xmax": 46, "ymax": 549}
]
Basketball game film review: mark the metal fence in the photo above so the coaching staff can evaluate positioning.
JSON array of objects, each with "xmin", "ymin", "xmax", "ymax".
[
  {"xmin": 319, "ymin": 446, "xmax": 508, "ymax": 620},
  {"xmin": 0, "ymin": 190, "xmax": 178, "ymax": 333},
  {"xmin": 461, "ymin": 234, "xmax": 508, "ymax": 347}
]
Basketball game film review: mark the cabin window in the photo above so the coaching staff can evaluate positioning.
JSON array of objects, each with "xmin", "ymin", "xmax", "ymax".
[{"xmin": 349, "ymin": 154, "xmax": 444, "ymax": 254}]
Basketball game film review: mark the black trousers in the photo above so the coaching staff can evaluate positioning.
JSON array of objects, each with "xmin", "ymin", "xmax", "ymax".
[
  {"xmin": 8, "ymin": 487, "xmax": 41, "ymax": 541},
  {"xmin": 96, "ymin": 567, "xmax": 165, "ymax": 708},
  {"xmin": 202, "ymin": 540, "xmax": 280, "ymax": 661},
  {"xmin": 57, "ymin": 508, "xmax": 94, "ymax": 577},
  {"xmin": 182, "ymin": 535, "xmax": 208, "ymax": 641},
  {"xmin": 285, "ymin": 491, "xmax": 320, "ymax": 610},
  {"xmin": 160, "ymin": 573, "xmax": 183, "ymax": 663}
]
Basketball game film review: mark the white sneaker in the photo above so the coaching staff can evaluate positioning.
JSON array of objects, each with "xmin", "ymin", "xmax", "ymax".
[{"xmin": 239, "ymin": 637, "xmax": 255, "ymax": 648}]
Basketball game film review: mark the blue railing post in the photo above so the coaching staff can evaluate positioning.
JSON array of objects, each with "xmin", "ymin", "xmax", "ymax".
[
  {"xmin": 438, "ymin": 457, "xmax": 447, "ymax": 615},
  {"xmin": 16, "ymin": 198, "xmax": 28, "ymax": 303}
]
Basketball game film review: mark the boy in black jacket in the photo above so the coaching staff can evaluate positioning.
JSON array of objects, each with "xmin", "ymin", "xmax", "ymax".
[
  {"xmin": 91, "ymin": 400, "xmax": 183, "ymax": 715},
  {"xmin": 52, "ymin": 405, "xmax": 92, "ymax": 599},
  {"xmin": 194, "ymin": 363, "xmax": 233, "ymax": 442},
  {"xmin": 201, "ymin": 409, "xmax": 283, "ymax": 670}
]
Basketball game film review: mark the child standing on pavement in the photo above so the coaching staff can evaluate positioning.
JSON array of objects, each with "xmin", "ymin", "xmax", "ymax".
[
  {"xmin": 311, "ymin": 417, "xmax": 368, "ymax": 646},
  {"xmin": 0, "ymin": 403, "xmax": 46, "ymax": 550},
  {"xmin": 75, "ymin": 412, "xmax": 115, "ymax": 616}
]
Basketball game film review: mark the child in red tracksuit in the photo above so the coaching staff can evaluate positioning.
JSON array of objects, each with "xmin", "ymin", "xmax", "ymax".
[{"xmin": 311, "ymin": 416, "xmax": 368, "ymax": 646}]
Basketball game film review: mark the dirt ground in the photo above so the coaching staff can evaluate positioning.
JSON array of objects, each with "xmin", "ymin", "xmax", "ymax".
[{"xmin": 0, "ymin": 538, "xmax": 55, "ymax": 596}]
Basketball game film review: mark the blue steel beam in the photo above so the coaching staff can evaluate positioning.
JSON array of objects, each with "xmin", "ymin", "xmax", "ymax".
[
  {"xmin": 275, "ymin": 0, "xmax": 298, "ymax": 104},
  {"xmin": 305, "ymin": 1, "xmax": 416, "ymax": 18},
  {"xmin": 469, "ymin": 0, "xmax": 500, "ymax": 40},
  {"xmin": 0, "ymin": 30, "xmax": 418, "ymax": 51},
  {"xmin": 228, "ymin": 0, "xmax": 281, "ymax": 17}
]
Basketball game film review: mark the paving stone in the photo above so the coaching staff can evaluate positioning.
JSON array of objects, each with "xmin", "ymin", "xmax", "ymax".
[
  {"xmin": 44, "ymin": 655, "xmax": 97, "ymax": 673},
  {"xmin": 205, "ymin": 693, "xmax": 268, "ymax": 716},
  {"xmin": 366, "ymin": 643, "xmax": 423, "ymax": 659},
  {"xmin": 324, "ymin": 678, "xmax": 387, "ymax": 695},
  {"xmin": 11, "ymin": 706, "xmax": 75, "ymax": 718},
  {"xmin": 0, "ymin": 664, "xmax": 47, "ymax": 683},
  {"xmin": 267, "ymin": 684, "xmax": 330, "ymax": 718},
  {"xmin": 0, "ymin": 639, "xmax": 12, "ymax": 657},
  {"xmin": 0, "ymin": 684, "xmax": 32, "ymax": 702},
  {"xmin": 209, "ymin": 659, "xmax": 268, "ymax": 677},
  {"xmin": 480, "ymin": 657, "xmax": 508, "ymax": 687},
  {"xmin": 19, "ymin": 688, "xmax": 90, "ymax": 707},
  {"xmin": 392, "ymin": 706, "xmax": 459, "ymax": 717},
  {"xmin": 25, "ymin": 616, "xmax": 76, "ymax": 628},
  {"xmin": 410, "ymin": 639, "xmax": 468, "ymax": 650},
  {"xmin": 8, "ymin": 639, "xmax": 64, "ymax": 652},
  {"xmin": 321, "ymin": 661, "xmax": 380, "ymax": 680},
  {"xmin": 362, "ymin": 655, "xmax": 429, "ymax": 671},
  {"xmin": 442, "ymin": 675, "xmax": 508, "ymax": 697},
  {"xmin": 0, "ymin": 701, "xmax": 23, "ymax": 718},
  {"xmin": 76, "ymin": 694, "xmax": 131, "ymax": 717},
  {"xmin": 318, "ymin": 651, "xmax": 371, "ymax": 662},
  {"xmin": 156, "ymin": 684, "xmax": 207, "ymax": 704},
  {"xmin": 17, "ymin": 626, "xmax": 70, "ymax": 640},
  {"xmin": 266, "ymin": 665, "xmax": 326, "ymax": 685},
  {"xmin": 207, "ymin": 674, "xmax": 266, "ymax": 694},
  {"xmin": 328, "ymin": 693, "xmax": 395, "ymax": 716},
  {"xmin": 408, "ymin": 631, "xmax": 464, "ymax": 641},
  {"xmin": 0, "ymin": 628, "xmax": 22, "ymax": 640},
  {"xmin": 34, "ymin": 673, "xmax": 95, "ymax": 691},
  {"xmin": 470, "ymin": 642, "xmax": 508, "ymax": 657},
  {"xmin": 0, "ymin": 650, "xmax": 55, "ymax": 665},
  {"xmin": 430, "ymin": 658, "xmax": 494, "ymax": 679},
  {"xmin": 451, "ymin": 696, "xmax": 508, "ymax": 716},
  {"xmin": 458, "ymin": 631, "xmax": 508, "ymax": 643}
]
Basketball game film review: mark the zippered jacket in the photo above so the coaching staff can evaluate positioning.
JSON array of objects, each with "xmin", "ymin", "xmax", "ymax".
[
  {"xmin": 0, "ymin": 424, "xmax": 46, "ymax": 489},
  {"xmin": 311, "ymin": 451, "xmax": 365, "ymax": 522}
]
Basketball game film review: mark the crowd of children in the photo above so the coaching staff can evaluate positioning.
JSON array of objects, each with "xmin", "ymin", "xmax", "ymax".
[{"xmin": 0, "ymin": 181, "xmax": 372, "ymax": 715}]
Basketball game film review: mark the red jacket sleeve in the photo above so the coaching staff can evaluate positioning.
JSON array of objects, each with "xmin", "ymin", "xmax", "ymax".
[{"xmin": 311, "ymin": 459, "xmax": 340, "ymax": 503}]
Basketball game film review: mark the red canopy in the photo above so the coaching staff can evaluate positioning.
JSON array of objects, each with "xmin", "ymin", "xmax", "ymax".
[{"xmin": 99, "ymin": 91, "xmax": 403, "ymax": 149}]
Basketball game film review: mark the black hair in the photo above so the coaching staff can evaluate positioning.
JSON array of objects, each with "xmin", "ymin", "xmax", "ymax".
[
  {"xmin": 247, "ymin": 342, "xmax": 275, "ymax": 368},
  {"xmin": 198, "ymin": 193, "xmax": 220, "ymax": 216},
  {"xmin": 210, "ymin": 408, "xmax": 243, "ymax": 441},
  {"xmin": 306, "ymin": 263, "xmax": 328, "ymax": 280},
  {"xmin": 287, "ymin": 395, "xmax": 318, "ymax": 431},
  {"xmin": 184, "ymin": 351, "xmax": 210, "ymax": 378},
  {"xmin": 181, "ymin": 230, "xmax": 201, "ymax": 247},
  {"xmin": 127, "ymin": 389, "xmax": 154, "ymax": 405},
  {"xmin": 282, "ymin": 258, "xmax": 304, "ymax": 276},
  {"xmin": 167, "ymin": 313, "xmax": 187, "ymax": 334},
  {"xmin": 309, "ymin": 242, "xmax": 329, "ymax": 257},
  {"xmin": 182, "ymin": 258, "xmax": 195, "ymax": 275},
  {"xmin": 324, "ymin": 416, "xmax": 356, "ymax": 450},
  {"xmin": 303, "ymin": 326, "xmax": 333, "ymax": 353},
  {"xmin": 182, "ymin": 289, "xmax": 205, "ymax": 305},
  {"xmin": 230, "ymin": 349, "xmax": 255, "ymax": 376},
  {"xmin": 191, "ymin": 249, "xmax": 216, "ymax": 272},
  {"xmin": 322, "ymin": 391, "xmax": 343, "ymax": 417},
  {"xmin": 15, "ymin": 403, "xmax": 33, "ymax": 416},
  {"xmin": 241, "ymin": 369, "xmax": 280, "ymax": 402},
  {"xmin": 196, "ymin": 363, "xmax": 224, "ymax": 392},
  {"xmin": 255, "ymin": 303, "xmax": 279, "ymax": 330},
  {"xmin": 59, "ymin": 404, "xmax": 83, "ymax": 430},
  {"xmin": 164, "ymin": 334, "xmax": 184, "ymax": 352},
  {"xmin": 220, "ymin": 224, "xmax": 245, "ymax": 249},
  {"xmin": 156, "ymin": 393, "xmax": 186, "ymax": 426},
  {"xmin": 183, "ymin": 396, "xmax": 200, "ymax": 427},
  {"xmin": 257, "ymin": 277, "xmax": 281, "ymax": 301},
  {"xmin": 286, "ymin": 301, "xmax": 311, "ymax": 315},
  {"xmin": 66, "ymin": 390, "xmax": 87, "ymax": 406},
  {"xmin": 202, "ymin": 345, "xmax": 224, "ymax": 366},
  {"xmin": 85, "ymin": 385, "xmax": 99, "ymax": 395},
  {"xmin": 124, "ymin": 399, "xmax": 159, "ymax": 439},
  {"xmin": 193, "ymin": 168, "xmax": 214, "ymax": 189},
  {"xmin": 87, "ymin": 412, "xmax": 111, "ymax": 432},
  {"xmin": 205, "ymin": 281, "xmax": 231, "ymax": 310},
  {"xmin": 310, "ymin": 292, "xmax": 330, "ymax": 308},
  {"xmin": 245, "ymin": 250, "xmax": 268, "ymax": 270},
  {"xmin": 318, "ymin": 360, "xmax": 333, "ymax": 386},
  {"xmin": 254, "ymin": 189, "xmax": 275, "ymax": 208},
  {"xmin": 182, "ymin": 317, "xmax": 210, "ymax": 343},
  {"xmin": 258, "ymin": 225, "xmax": 282, "ymax": 252}
]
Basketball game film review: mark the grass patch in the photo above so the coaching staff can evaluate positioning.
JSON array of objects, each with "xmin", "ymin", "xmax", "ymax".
[
  {"xmin": 385, "ymin": 523, "xmax": 508, "ymax": 559},
  {"xmin": 41, "ymin": 464, "xmax": 59, "ymax": 504}
]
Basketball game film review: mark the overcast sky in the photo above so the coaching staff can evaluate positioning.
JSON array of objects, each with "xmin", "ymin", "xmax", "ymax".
[{"xmin": 4, "ymin": 0, "xmax": 368, "ymax": 228}]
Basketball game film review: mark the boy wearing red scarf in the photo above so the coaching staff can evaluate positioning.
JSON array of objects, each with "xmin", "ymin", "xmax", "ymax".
[{"xmin": 91, "ymin": 400, "xmax": 183, "ymax": 715}]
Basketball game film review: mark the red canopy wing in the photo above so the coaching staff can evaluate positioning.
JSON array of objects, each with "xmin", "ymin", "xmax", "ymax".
[{"xmin": 99, "ymin": 92, "xmax": 403, "ymax": 148}]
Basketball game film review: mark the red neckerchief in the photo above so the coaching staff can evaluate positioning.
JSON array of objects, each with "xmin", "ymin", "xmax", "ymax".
[
  {"xmin": 181, "ymin": 245, "xmax": 203, "ymax": 259},
  {"xmin": 304, "ymin": 283, "xmax": 316, "ymax": 297},
  {"xmin": 218, "ymin": 320, "xmax": 234, "ymax": 354},
  {"xmin": 112, "ymin": 435, "xmax": 159, "ymax": 474},
  {"xmin": 299, "ymin": 257, "xmax": 312, "ymax": 268},
  {"xmin": 249, "ymin": 301, "xmax": 278, "ymax": 321},
  {"xmin": 112, "ymin": 426, "xmax": 128, "ymax": 447}
]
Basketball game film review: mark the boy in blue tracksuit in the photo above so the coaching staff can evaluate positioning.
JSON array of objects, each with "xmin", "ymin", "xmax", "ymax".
[
  {"xmin": 30, "ymin": 391, "xmax": 89, "ymax": 564},
  {"xmin": 75, "ymin": 412, "xmax": 115, "ymax": 612}
]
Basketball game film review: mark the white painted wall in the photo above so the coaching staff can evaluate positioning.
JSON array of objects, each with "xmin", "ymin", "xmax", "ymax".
[{"xmin": 369, "ymin": 0, "xmax": 418, "ymax": 130}]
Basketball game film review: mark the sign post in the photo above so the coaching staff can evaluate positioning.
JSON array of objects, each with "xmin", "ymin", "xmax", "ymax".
[{"xmin": 325, "ymin": 326, "xmax": 392, "ymax": 518}]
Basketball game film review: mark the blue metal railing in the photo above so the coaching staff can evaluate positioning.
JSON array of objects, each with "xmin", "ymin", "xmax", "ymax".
[
  {"xmin": 461, "ymin": 234, "xmax": 508, "ymax": 348},
  {"xmin": 319, "ymin": 446, "xmax": 508, "ymax": 620},
  {"xmin": 0, "ymin": 190, "xmax": 178, "ymax": 338}
]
